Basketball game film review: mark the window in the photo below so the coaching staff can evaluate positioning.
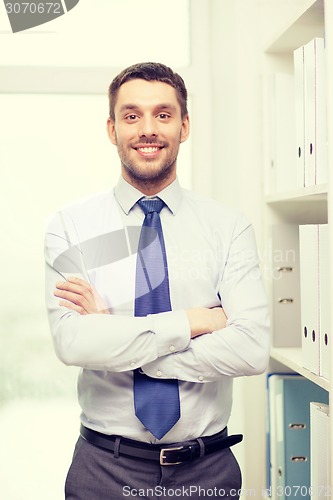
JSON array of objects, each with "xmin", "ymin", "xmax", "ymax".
[{"xmin": 0, "ymin": 0, "xmax": 190, "ymax": 67}]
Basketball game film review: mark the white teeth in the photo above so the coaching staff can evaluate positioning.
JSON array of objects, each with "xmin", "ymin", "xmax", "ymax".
[{"xmin": 138, "ymin": 147, "xmax": 159, "ymax": 153}]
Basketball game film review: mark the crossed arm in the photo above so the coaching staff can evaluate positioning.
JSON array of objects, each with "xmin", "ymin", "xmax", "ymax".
[
  {"xmin": 46, "ymin": 214, "xmax": 270, "ymax": 380},
  {"xmin": 54, "ymin": 276, "xmax": 228, "ymax": 339}
]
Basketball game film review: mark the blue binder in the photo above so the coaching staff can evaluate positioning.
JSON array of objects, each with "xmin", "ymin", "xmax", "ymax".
[{"xmin": 267, "ymin": 374, "xmax": 328, "ymax": 499}]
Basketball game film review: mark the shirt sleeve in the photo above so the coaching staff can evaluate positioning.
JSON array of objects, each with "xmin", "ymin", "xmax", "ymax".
[
  {"xmin": 141, "ymin": 218, "xmax": 270, "ymax": 382},
  {"xmin": 44, "ymin": 211, "xmax": 190, "ymax": 372}
]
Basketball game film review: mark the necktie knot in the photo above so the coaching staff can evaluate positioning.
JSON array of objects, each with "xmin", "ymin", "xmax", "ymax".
[{"xmin": 137, "ymin": 198, "xmax": 165, "ymax": 215}]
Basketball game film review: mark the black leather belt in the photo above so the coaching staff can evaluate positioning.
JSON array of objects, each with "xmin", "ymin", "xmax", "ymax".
[{"xmin": 80, "ymin": 425, "xmax": 243, "ymax": 466}]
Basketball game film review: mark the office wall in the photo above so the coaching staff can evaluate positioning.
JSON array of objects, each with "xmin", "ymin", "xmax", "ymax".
[{"xmin": 209, "ymin": 0, "xmax": 267, "ymax": 493}]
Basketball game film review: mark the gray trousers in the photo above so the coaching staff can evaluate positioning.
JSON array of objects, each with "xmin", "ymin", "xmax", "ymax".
[{"xmin": 65, "ymin": 436, "xmax": 242, "ymax": 499}]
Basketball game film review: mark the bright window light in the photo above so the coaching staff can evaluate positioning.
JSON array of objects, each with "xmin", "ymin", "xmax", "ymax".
[
  {"xmin": 0, "ymin": 0, "xmax": 190, "ymax": 67},
  {"xmin": 0, "ymin": 92, "xmax": 192, "ymax": 310}
]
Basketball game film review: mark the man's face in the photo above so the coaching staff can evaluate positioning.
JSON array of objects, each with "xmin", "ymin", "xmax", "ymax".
[{"xmin": 107, "ymin": 79, "xmax": 189, "ymax": 190}]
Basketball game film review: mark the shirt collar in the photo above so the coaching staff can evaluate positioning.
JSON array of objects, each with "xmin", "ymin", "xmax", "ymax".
[{"xmin": 114, "ymin": 176, "xmax": 183, "ymax": 215}]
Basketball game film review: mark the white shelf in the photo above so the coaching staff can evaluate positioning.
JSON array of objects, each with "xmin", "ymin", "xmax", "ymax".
[
  {"xmin": 265, "ymin": 183, "xmax": 328, "ymax": 204},
  {"xmin": 271, "ymin": 347, "xmax": 330, "ymax": 391},
  {"xmin": 264, "ymin": 0, "xmax": 324, "ymax": 53},
  {"xmin": 265, "ymin": 184, "xmax": 328, "ymax": 223}
]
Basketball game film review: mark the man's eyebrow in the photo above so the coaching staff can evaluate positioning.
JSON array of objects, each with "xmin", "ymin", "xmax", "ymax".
[
  {"xmin": 119, "ymin": 103, "xmax": 178, "ymax": 113},
  {"xmin": 119, "ymin": 104, "xmax": 140, "ymax": 113},
  {"xmin": 155, "ymin": 104, "xmax": 178, "ymax": 112}
]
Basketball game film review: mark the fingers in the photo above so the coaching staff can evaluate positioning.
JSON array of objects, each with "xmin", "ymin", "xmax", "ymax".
[
  {"xmin": 58, "ymin": 299, "xmax": 87, "ymax": 315},
  {"xmin": 54, "ymin": 276, "xmax": 109, "ymax": 315},
  {"xmin": 67, "ymin": 276, "xmax": 92, "ymax": 290},
  {"xmin": 54, "ymin": 276, "xmax": 94, "ymax": 314},
  {"xmin": 55, "ymin": 277, "xmax": 92, "ymax": 295}
]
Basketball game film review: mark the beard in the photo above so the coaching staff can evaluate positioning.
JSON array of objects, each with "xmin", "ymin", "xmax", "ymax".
[
  {"xmin": 116, "ymin": 137, "xmax": 181, "ymax": 189},
  {"xmin": 121, "ymin": 155, "xmax": 177, "ymax": 186}
]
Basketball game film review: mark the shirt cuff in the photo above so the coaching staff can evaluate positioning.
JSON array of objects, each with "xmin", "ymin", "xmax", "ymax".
[{"xmin": 149, "ymin": 310, "xmax": 190, "ymax": 357}]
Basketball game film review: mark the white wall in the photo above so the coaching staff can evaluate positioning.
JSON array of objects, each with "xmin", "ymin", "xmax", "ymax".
[{"xmin": 209, "ymin": 0, "xmax": 268, "ymax": 494}]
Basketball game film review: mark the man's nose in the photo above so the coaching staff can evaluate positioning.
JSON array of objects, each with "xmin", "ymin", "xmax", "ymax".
[{"xmin": 138, "ymin": 116, "xmax": 158, "ymax": 137}]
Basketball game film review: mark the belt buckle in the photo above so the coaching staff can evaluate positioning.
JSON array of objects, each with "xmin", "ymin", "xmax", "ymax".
[{"xmin": 160, "ymin": 446, "xmax": 183, "ymax": 466}]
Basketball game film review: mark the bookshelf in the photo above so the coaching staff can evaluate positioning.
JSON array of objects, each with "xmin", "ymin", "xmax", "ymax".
[
  {"xmin": 265, "ymin": 186, "xmax": 327, "ymax": 223},
  {"xmin": 261, "ymin": 0, "xmax": 332, "ymax": 494},
  {"xmin": 265, "ymin": 184, "xmax": 327, "ymax": 204},
  {"xmin": 270, "ymin": 347, "xmax": 330, "ymax": 392},
  {"xmin": 264, "ymin": 0, "xmax": 324, "ymax": 54}
]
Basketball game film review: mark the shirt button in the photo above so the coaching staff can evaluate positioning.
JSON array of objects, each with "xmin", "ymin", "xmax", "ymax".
[
  {"xmin": 169, "ymin": 345, "xmax": 175, "ymax": 352},
  {"xmin": 198, "ymin": 375, "xmax": 204, "ymax": 382},
  {"xmin": 156, "ymin": 370, "xmax": 162, "ymax": 377},
  {"xmin": 130, "ymin": 362, "xmax": 136, "ymax": 368}
]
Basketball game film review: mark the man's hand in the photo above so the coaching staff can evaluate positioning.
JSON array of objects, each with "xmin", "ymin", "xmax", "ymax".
[
  {"xmin": 186, "ymin": 307, "xmax": 228, "ymax": 338},
  {"xmin": 54, "ymin": 276, "xmax": 109, "ymax": 315}
]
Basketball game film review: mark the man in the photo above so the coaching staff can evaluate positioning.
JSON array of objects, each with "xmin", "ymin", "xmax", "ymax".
[{"xmin": 45, "ymin": 62, "xmax": 270, "ymax": 499}]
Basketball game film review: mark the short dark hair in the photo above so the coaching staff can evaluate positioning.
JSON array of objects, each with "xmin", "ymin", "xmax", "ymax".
[{"xmin": 108, "ymin": 62, "xmax": 188, "ymax": 121}]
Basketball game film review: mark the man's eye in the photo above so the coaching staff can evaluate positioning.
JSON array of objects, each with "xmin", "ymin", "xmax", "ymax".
[
  {"xmin": 126, "ymin": 114, "xmax": 138, "ymax": 121},
  {"xmin": 158, "ymin": 113, "xmax": 170, "ymax": 120}
]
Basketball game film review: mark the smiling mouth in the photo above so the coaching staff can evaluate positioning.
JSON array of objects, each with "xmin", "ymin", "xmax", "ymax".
[
  {"xmin": 137, "ymin": 146, "xmax": 161, "ymax": 153},
  {"xmin": 133, "ymin": 144, "xmax": 165, "ymax": 157}
]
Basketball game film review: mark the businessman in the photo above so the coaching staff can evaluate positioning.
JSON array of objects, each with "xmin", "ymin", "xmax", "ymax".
[{"xmin": 45, "ymin": 62, "xmax": 270, "ymax": 499}]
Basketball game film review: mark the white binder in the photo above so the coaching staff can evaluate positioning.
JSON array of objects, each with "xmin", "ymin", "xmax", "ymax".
[
  {"xmin": 310, "ymin": 402, "xmax": 330, "ymax": 499},
  {"xmin": 313, "ymin": 38, "xmax": 327, "ymax": 185},
  {"xmin": 268, "ymin": 73, "xmax": 296, "ymax": 193},
  {"xmin": 294, "ymin": 45, "xmax": 305, "ymax": 188},
  {"xmin": 304, "ymin": 38, "xmax": 327, "ymax": 187},
  {"xmin": 299, "ymin": 225, "xmax": 319, "ymax": 374},
  {"xmin": 304, "ymin": 39, "xmax": 316, "ymax": 186},
  {"xmin": 319, "ymin": 224, "xmax": 330, "ymax": 379}
]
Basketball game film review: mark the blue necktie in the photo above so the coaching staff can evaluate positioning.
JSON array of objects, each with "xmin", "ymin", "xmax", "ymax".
[{"xmin": 134, "ymin": 197, "xmax": 180, "ymax": 440}]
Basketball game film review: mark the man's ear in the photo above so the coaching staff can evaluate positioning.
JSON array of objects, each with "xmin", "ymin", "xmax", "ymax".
[
  {"xmin": 180, "ymin": 115, "xmax": 190, "ymax": 144},
  {"xmin": 106, "ymin": 118, "xmax": 117, "ymax": 145}
]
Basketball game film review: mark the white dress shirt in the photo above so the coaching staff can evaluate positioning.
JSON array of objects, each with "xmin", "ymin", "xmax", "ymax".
[{"xmin": 45, "ymin": 176, "xmax": 270, "ymax": 444}]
